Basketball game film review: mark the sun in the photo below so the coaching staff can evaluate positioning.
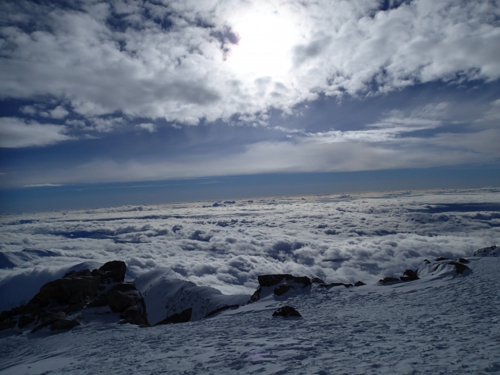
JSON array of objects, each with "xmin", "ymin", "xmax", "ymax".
[{"xmin": 226, "ymin": 6, "xmax": 300, "ymax": 80}]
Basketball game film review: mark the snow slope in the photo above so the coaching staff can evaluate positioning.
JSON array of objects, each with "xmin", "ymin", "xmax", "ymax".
[{"xmin": 0, "ymin": 254, "xmax": 498, "ymax": 374}]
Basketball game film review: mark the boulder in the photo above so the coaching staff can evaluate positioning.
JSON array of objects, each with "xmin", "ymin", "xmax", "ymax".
[
  {"xmin": 107, "ymin": 290, "xmax": 137, "ymax": 313},
  {"xmin": 379, "ymin": 277, "xmax": 400, "ymax": 284},
  {"xmin": 50, "ymin": 319, "xmax": 80, "ymax": 331},
  {"xmin": 448, "ymin": 261, "xmax": 469, "ymax": 275},
  {"xmin": 274, "ymin": 284, "xmax": 295, "ymax": 296},
  {"xmin": 96, "ymin": 260, "xmax": 126, "ymax": 283},
  {"xmin": 120, "ymin": 306, "xmax": 148, "ymax": 326},
  {"xmin": 250, "ymin": 288, "xmax": 261, "ymax": 302},
  {"xmin": 272, "ymin": 306, "xmax": 302, "ymax": 318},
  {"xmin": 400, "ymin": 269, "xmax": 419, "ymax": 282},
  {"xmin": 204, "ymin": 304, "xmax": 240, "ymax": 318},
  {"xmin": 34, "ymin": 275, "xmax": 101, "ymax": 307},
  {"xmin": 156, "ymin": 308, "xmax": 192, "ymax": 325},
  {"xmin": 258, "ymin": 274, "xmax": 311, "ymax": 288}
]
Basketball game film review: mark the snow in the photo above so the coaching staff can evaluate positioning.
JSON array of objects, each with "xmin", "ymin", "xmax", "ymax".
[{"xmin": 0, "ymin": 188, "xmax": 499, "ymax": 374}]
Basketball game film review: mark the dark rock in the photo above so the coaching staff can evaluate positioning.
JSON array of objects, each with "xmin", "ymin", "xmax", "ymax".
[
  {"xmin": 108, "ymin": 282, "xmax": 138, "ymax": 293},
  {"xmin": 458, "ymin": 258, "xmax": 469, "ymax": 264},
  {"xmin": 272, "ymin": 306, "xmax": 302, "ymax": 318},
  {"xmin": 379, "ymin": 277, "xmax": 400, "ymax": 284},
  {"xmin": 250, "ymin": 288, "xmax": 261, "ymax": 302},
  {"xmin": 87, "ymin": 295, "xmax": 109, "ymax": 308},
  {"xmin": 354, "ymin": 281, "xmax": 366, "ymax": 287},
  {"xmin": 435, "ymin": 257, "xmax": 449, "ymax": 261},
  {"xmin": 18, "ymin": 315, "xmax": 35, "ymax": 329},
  {"xmin": 31, "ymin": 312, "xmax": 67, "ymax": 333},
  {"xmin": 0, "ymin": 320, "xmax": 17, "ymax": 331},
  {"xmin": 274, "ymin": 284, "xmax": 295, "ymax": 296},
  {"xmin": 121, "ymin": 306, "xmax": 148, "ymax": 326},
  {"xmin": 400, "ymin": 269, "xmax": 419, "ymax": 282},
  {"xmin": 64, "ymin": 269, "xmax": 92, "ymax": 278},
  {"xmin": 98, "ymin": 260, "xmax": 127, "ymax": 283},
  {"xmin": 50, "ymin": 319, "xmax": 80, "ymax": 331},
  {"xmin": 205, "ymin": 304, "xmax": 240, "ymax": 318},
  {"xmin": 257, "ymin": 274, "xmax": 311, "ymax": 288},
  {"xmin": 107, "ymin": 291, "xmax": 137, "ymax": 313},
  {"xmin": 34, "ymin": 275, "xmax": 101, "ymax": 307},
  {"xmin": 156, "ymin": 307, "xmax": 192, "ymax": 325},
  {"xmin": 448, "ymin": 261, "xmax": 470, "ymax": 275},
  {"xmin": 312, "ymin": 277, "xmax": 325, "ymax": 285}
]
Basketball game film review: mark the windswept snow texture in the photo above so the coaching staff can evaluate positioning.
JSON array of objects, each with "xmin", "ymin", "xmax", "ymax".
[{"xmin": 0, "ymin": 189, "xmax": 499, "ymax": 374}]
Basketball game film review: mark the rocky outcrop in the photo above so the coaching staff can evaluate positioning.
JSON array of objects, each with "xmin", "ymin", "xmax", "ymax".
[
  {"xmin": 272, "ymin": 306, "xmax": 302, "ymax": 318},
  {"xmin": 380, "ymin": 257, "xmax": 471, "ymax": 284},
  {"xmin": 250, "ymin": 274, "xmax": 312, "ymax": 302},
  {"xmin": 157, "ymin": 308, "xmax": 192, "ymax": 325},
  {"xmin": 0, "ymin": 260, "xmax": 148, "ymax": 334},
  {"xmin": 258, "ymin": 274, "xmax": 312, "ymax": 288}
]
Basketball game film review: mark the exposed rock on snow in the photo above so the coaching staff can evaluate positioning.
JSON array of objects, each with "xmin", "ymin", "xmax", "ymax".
[
  {"xmin": 273, "ymin": 284, "xmax": 295, "ymax": 296},
  {"xmin": 135, "ymin": 268, "xmax": 249, "ymax": 325},
  {"xmin": 258, "ymin": 274, "xmax": 312, "ymax": 288},
  {"xmin": 380, "ymin": 257, "xmax": 471, "ymax": 284},
  {"xmin": 0, "ymin": 260, "xmax": 147, "ymax": 333},
  {"xmin": 157, "ymin": 307, "xmax": 192, "ymax": 325},
  {"xmin": 473, "ymin": 245, "xmax": 498, "ymax": 257},
  {"xmin": 272, "ymin": 306, "xmax": 302, "ymax": 318}
]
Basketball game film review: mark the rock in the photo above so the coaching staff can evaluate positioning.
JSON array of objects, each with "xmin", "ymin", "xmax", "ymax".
[
  {"xmin": 64, "ymin": 269, "xmax": 92, "ymax": 278},
  {"xmin": 448, "ymin": 261, "xmax": 470, "ymax": 275},
  {"xmin": 435, "ymin": 257, "xmax": 449, "ymax": 261},
  {"xmin": 108, "ymin": 282, "xmax": 138, "ymax": 293},
  {"xmin": 379, "ymin": 277, "xmax": 400, "ymax": 284},
  {"xmin": 18, "ymin": 315, "xmax": 35, "ymax": 329},
  {"xmin": 156, "ymin": 308, "xmax": 192, "ymax": 325},
  {"xmin": 31, "ymin": 312, "xmax": 67, "ymax": 333},
  {"xmin": 400, "ymin": 269, "xmax": 419, "ymax": 282},
  {"xmin": 250, "ymin": 288, "xmax": 261, "ymax": 302},
  {"xmin": 258, "ymin": 274, "xmax": 311, "ymax": 288},
  {"xmin": 97, "ymin": 260, "xmax": 127, "ymax": 283},
  {"xmin": 354, "ymin": 281, "xmax": 366, "ymax": 287},
  {"xmin": 458, "ymin": 258, "xmax": 469, "ymax": 263},
  {"xmin": 121, "ymin": 306, "xmax": 148, "ymax": 326},
  {"xmin": 50, "ymin": 319, "xmax": 80, "ymax": 331},
  {"xmin": 107, "ymin": 290, "xmax": 137, "ymax": 313},
  {"xmin": 274, "ymin": 284, "xmax": 295, "ymax": 296},
  {"xmin": 34, "ymin": 275, "xmax": 101, "ymax": 307},
  {"xmin": 272, "ymin": 306, "xmax": 302, "ymax": 318},
  {"xmin": 204, "ymin": 304, "xmax": 240, "ymax": 318},
  {"xmin": 312, "ymin": 277, "xmax": 326, "ymax": 285},
  {"xmin": 0, "ymin": 320, "xmax": 17, "ymax": 331}
]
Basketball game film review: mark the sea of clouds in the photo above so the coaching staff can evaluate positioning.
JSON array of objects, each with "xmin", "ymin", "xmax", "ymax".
[{"xmin": 1, "ymin": 188, "xmax": 499, "ymax": 312}]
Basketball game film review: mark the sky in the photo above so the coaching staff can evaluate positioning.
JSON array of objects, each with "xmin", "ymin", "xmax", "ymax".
[{"xmin": 1, "ymin": 0, "xmax": 500, "ymax": 212}]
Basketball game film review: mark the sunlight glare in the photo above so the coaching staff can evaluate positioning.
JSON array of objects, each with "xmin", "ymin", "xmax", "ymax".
[{"xmin": 227, "ymin": 9, "xmax": 299, "ymax": 79}]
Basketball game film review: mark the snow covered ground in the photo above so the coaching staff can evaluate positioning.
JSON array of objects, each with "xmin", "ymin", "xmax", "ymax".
[{"xmin": 0, "ymin": 188, "xmax": 499, "ymax": 374}]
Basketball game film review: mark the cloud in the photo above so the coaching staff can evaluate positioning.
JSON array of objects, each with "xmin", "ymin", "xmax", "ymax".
[
  {"xmin": 137, "ymin": 123, "xmax": 156, "ymax": 132},
  {"xmin": 1, "ymin": 189, "xmax": 498, "ymax": 309},
  {"xmin": 0, "ymin": 117, "xmax": 74, "ymax": 148},
  {"xmin": 0, "ymin": 0, "xmax": 498, "ymax": 127}
]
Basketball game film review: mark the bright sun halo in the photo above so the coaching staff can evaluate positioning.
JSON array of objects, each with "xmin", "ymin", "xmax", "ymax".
[{"xmin": 227, "ymin": 9, "xmax": 299, "ymax": 79}]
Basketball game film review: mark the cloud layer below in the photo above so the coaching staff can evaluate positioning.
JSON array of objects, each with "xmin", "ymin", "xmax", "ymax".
[{"xmin": 1, "ymin": 188, "xmax": 499, "ymax": 311}]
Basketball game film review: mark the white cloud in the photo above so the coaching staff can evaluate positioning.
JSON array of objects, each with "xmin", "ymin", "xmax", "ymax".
[
  {"xmin": 0, "ymin": 117, "xmax": 74, "ymax": 148},
  {"xmin": 0, "ymin": 0, "xmax": 498, "ymax": 126},
  {"xmin": 1, "ymin": 189, "xmax": 498, "ymax": 311},
  {"xmin": 137, "ymin": 123, "xmax": 156, "ymax": 132},
  {"xmin": 48, "ymin": 106, "xmax": 69, "ymax": 119}
]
